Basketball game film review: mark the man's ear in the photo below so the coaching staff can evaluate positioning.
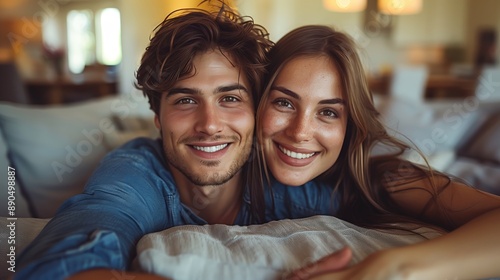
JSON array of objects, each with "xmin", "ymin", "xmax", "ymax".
[{"xmin": 154, "ymin": 115, "xmax": 161, "ymax": 130}]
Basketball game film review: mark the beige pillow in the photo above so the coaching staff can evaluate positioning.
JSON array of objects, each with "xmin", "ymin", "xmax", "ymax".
[{"xmin": 136, "ymin": 216, "xmax": 441, "ymax": 280}]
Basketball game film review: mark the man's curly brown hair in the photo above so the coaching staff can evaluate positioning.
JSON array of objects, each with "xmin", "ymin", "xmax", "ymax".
[{"xmin": 135, "ymin": 4, "xmax": 273, "ymax": 115}]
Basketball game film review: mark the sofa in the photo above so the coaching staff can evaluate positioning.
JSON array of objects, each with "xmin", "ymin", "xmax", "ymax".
[{"xmin": 1, "ymin": 92, "xmax": 500, "ymax": 279}]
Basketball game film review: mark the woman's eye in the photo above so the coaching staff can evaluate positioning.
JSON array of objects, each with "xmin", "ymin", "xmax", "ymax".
[
  {"xmin": 175, "ymin": 98, "xmax": 196, "ymax": 105},
  {"xmin": 319, "ymin": 109, "xmax": 338, "ymax": 118},
  {"xmin": 272, "ymin": 98, "xmax": 293, "ymax": 109}
]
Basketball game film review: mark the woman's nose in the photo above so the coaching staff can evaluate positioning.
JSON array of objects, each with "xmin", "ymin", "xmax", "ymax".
[{"xmin": 286, "ymin": 113, "xmax": 314, "ymax": 142}]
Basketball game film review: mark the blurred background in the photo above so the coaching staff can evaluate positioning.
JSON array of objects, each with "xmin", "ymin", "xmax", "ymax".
[{"xmin": 0, "ymin": 0, "xmax": 498, "ymax": 102}]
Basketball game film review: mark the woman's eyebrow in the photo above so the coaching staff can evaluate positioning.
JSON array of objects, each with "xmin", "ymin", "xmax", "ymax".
[
  {"xmin": 319, "ymin": 98, "xmax": 345, "ymax": 105},
  {"xmin": 271, "ymin": 86, "xmax": 300, "ymax": 100},
  {"xmin": 272, "ymin": 86, "xmax": 345, "ymax": 105}
]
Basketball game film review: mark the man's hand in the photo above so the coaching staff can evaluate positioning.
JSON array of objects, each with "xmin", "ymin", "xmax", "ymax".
[
  {"xmin": 68, "ymin": 269, "xmax": 170, "ymax": 280},
  {"xmin": 285, "ymin": 247, "xmax": 352, "ymax": 280}
]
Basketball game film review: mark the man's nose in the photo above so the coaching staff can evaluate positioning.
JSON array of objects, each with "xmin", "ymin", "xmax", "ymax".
[
  {"xmin": 286, "ymin": 113, "xmax": 315, "ymax": 142},
  {"xmin": 194, "ymin": 104, "xmax": 224, "ymax": 135}
]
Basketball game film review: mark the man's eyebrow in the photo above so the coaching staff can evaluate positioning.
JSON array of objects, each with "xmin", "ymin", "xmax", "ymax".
[
  {"xmin": 215, "ymin": 84, "xmax": 248, "ymax": 94},
  {"xmin": 166, "ymin": 87, "xmax": 200, "ymax": 97},
  {"xmin": 271, "ymin": 86, "xmax": 345, "ymax": 105},
  {"xmin": 166, "ymin": 84, "xmax": 248, "ymax": 97}
]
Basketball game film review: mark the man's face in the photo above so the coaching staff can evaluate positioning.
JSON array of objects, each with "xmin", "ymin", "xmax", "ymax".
[{"xmin": 155, "ymin": 50, "xmax": 254, "ymax": 186}]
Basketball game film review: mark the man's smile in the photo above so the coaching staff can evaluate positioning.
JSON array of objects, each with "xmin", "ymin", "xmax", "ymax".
[{"xmin": 192, "ymin": 143, "xmax": 229, "ymax": 153}]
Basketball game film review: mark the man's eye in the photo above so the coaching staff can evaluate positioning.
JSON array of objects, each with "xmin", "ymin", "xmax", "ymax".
[
  {"xmin": 221, "ymin": 96, "xmax": 240, "ymax": 102},
  {"xmin": 175, "ymin": 98, "xmax": 196, "ymax": 105},
  {"xmin": 272, "ymin": 98, "xmax": 293, "ymax": 109}
]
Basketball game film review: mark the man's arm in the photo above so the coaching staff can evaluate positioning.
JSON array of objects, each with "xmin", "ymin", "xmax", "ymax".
[
  {"xmin": 69, "ymin": 269, "xmax": 170, "ymax": 280},
  {"xmin": 15, "ymin": 142, "xmax": 172, "ymax": 279}
]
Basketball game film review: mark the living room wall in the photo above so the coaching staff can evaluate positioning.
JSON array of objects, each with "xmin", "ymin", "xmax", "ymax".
[{"xmin": 238, "ymin": 0, "xmax": 472, "ymax": 75}]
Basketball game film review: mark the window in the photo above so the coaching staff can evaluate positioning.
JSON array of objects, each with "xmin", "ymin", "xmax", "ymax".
[
  {"xmin": 67, "ymin": 9, "xmax": 94, "ymax": 74},
  {"xmin": 96, "ymin": 8, "xmax": 122, "ymax": 66},
  {"xmin": 67, "ymin": 8, "xmax": 121, "ymax": 74}
]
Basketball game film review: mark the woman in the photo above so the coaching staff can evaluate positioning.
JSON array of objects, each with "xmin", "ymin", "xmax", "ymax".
[{"xmin": 254, "ymin": 25, "xmax": 500, "ymax": 279}]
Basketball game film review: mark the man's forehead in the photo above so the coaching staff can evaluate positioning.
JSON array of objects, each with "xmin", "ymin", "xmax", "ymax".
[
  {"xmin": 194, "ymin": 49, "xmax": 238, "ymax": 68},
  {"xmin": 169, "ymin": 50, "xmax": 250, "ymax": 89}
]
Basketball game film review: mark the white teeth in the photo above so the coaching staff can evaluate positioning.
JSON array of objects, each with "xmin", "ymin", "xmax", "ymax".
[
  {"xmin": 279, "ymin": 145, "xmax": 315, "ymax": 159},
  {"xmin": 193, "ymin": 144, "xmax": 228, "ymax": 153}
]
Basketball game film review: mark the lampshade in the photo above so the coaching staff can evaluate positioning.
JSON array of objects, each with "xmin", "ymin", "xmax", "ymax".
[
  {"xmin": 378, "ymin": 0, "xmax": 422, "ymax": 15},
  {"xmin": 323, "ymin": 0, "xmax": 367, "ymax": 12}
]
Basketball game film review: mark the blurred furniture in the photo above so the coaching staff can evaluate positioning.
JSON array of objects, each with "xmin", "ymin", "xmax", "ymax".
[
  {"xmin": 389, "ymin": 65, "xmax": 428, "ymax": 102},
  {"xmin": 475, "ymin": 66, "xmax": 500, "ymax": 102},
  {"xmin": 474, "ymin": 28, "xmax": 497, "ymax": 68},
  {"xmin": 449, "ymin": 110, "xmax": 500, "ymax": 195},
  {"xmin": 369, "ymin": 72, "xmax": 477, "ymax": 99},
  {"xmin": 0, "ymin": 62, "xmax": 30, "ymax": 104},
  {"xmin": 425, "ymin": 74, "xmax": 477, "ymax": 99},
  {"xmin": 25, "ymin": 75, "xmax": 118, "ymax": 104},
  {"xmin": 374, "ymin": 94, "xmax": 500, "ymax": 195}
]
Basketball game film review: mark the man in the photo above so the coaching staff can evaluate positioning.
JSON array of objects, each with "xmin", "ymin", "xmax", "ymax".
[{"xmin": 15, "ymin": 6, "xmax": 272, "ymax": 279}]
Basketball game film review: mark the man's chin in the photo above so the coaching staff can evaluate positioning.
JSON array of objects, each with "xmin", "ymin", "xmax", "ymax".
[
  {"xmin": 164, "ymin": 150, "xmax": 247, "ymax": 187},
  {"xmin": 189, "ymin": 172, "xmax": 235, "ymax": 187}
]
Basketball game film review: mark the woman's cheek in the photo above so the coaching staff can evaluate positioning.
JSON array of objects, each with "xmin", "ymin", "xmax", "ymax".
[{"xmin": 261, "ymin": 110, "xmax": 288, "ymax": 137}]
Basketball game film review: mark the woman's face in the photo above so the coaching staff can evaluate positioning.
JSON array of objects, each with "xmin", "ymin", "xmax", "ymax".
[{"xmin": 260, "ymin": 55, "xmax": 348, "ymax": 186}]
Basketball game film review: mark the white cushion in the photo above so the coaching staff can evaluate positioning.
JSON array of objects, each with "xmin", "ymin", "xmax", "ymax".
[
  {"xmin": 135, "ymin": 215, "xmax": 441, "ymax": 280},
  {"xmin": 0, "ymin": 97, "xmax": 121, "ymax": 217},
  {"xmin": 375, "ymin": 96, "xmax": 487, "ymax": 168},
  {"xmin": 0, "ymin": 93, "xmax": 156, "ymax": 218}
]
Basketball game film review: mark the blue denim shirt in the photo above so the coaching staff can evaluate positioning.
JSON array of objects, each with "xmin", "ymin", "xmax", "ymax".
[{"xmin": 15, "ymin": 137, "xmax": 337, "ymax": 280}]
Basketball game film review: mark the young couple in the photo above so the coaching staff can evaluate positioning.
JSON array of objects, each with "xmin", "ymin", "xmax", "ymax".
[{"xmin": 16, "ymin": 5, "xmax": 500, "ymax": 280}]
